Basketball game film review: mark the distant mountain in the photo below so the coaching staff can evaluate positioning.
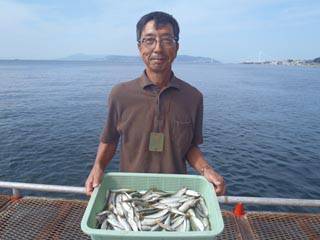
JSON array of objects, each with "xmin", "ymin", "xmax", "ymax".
[
  {"xmin": 176, "ymin": 55, "xmax": 219, "ymax": 63},
  {"xmin": 313, "ymin": 57, "xmax": 320, "ymax": 63},
  {"xmin": 59, "ymin": 53, "xmax": 106, "ymax": 61},
  {"xmin": 59, "ymin": 54, "xmax": 220, "ymax": 64}
]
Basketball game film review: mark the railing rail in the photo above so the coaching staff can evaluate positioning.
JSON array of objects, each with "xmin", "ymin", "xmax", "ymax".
[
  {"xmin": 1, "ymin": 181, "xmax": 320, "ymax": 207},
  {"xmin": 218, "ymin": 196, "xmax": 320, "ymax": 207},
  {"xmin": 0, "ymin": 181, "xmax": 85, "ymax": 196}
]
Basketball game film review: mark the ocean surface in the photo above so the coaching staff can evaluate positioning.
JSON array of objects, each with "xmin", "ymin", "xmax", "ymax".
[{"xmin": 0, "ymin": 60, "xmax": 319, "ymax": 211}]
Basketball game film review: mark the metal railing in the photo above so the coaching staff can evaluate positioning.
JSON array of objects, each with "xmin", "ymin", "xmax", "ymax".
[
  {"xmin": 0, "ymin": 181, "xmax": 85, "ymax": 197},
  {"xmin": 1, "ymin": 181, "xmax": 320, "ymax": 208},
  {"xmin": 217, "ymin": 196, "xmax": 320, "ymax": 207}
]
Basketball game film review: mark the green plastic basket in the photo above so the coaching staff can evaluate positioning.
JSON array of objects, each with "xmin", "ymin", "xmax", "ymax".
[{"xmin": 81, "ymin": 172, "xmax": 224, "ymax": 240}]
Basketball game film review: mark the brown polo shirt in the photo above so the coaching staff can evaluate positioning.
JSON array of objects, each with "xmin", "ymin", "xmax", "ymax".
[{"xmin": 100, "ymin": 71, "xmax": 203, "ymax": 174}]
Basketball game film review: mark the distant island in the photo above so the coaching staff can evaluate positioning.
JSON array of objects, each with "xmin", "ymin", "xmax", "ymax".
[
  {"xmin": 241, "ymin": 57, "xmax": 320, "ymax": 67},
  {"xmin": 59, "ymin": 54, "xmax": 220, "ymax": 64}
]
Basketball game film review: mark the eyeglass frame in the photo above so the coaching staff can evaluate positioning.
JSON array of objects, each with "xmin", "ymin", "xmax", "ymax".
[{"xmin": 138, "ymin": 35, "xmax": 179, "ymax": 48}]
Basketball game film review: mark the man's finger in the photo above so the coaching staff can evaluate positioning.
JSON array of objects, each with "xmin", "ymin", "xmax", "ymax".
[
  {"xmin": 93, "ymin": 175, "xmax": 102, "ymax": 188},
  {"xmin": 218, "ymin": 185, "xmax": 226, "ymax": 196},
  {"xmin": 85, "ymin": 179, "xmax": 94, "ymax": 196},
  {"xmin": 85, "ymin": 185, "xmax": 93, "ymax": 196},
  {"xmin": 215, "ymin": 184, "xmax": 224, "ymax": 196},
  {"xmin": 208, "ymin": 177, "xmax": 225, "ymax": 196}
]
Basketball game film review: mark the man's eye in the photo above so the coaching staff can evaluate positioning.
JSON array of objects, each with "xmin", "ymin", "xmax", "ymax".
[
  {"xmin": 144, "ymin": 38, "xmax": 155, "ymax": 44},
  {"xmin": 161, "ymin": 38, "xmax": 173, "ymax": 44}
]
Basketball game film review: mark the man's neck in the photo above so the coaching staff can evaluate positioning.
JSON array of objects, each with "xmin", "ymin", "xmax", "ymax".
[{"xmin": 146, "ymin": 69, "xmax": 172, "ymax": 89}]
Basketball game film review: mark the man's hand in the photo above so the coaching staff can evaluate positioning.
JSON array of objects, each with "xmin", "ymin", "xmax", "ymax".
[
  {"xmin": 203, "ymin": 167, "xmax": 226, "ymax": 196},
  {"xmin": 85, "ymin": 142, "xmax": 117, "ymax": 196},
  {"xmin": 85, "ymin": 166, "xmax": 104, "ymax": 196},
  {"xmin": 186, "ymin": 146, "xmax": 226, "ymax": 196}
]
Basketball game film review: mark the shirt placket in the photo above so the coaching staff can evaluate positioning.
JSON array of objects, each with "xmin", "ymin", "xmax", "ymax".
[{"xmin": 155, "ymin": 87, "xmax": 170, "ymax": 132}]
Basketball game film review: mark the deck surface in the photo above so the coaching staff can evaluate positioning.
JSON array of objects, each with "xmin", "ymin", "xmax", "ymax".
[{"xmin": 0, "ymin": 195, "xmax": 319, "ymax": 240}]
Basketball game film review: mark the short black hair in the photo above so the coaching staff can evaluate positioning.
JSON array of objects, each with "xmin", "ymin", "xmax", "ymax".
[{"xmin": 136, "ymin": 11, "xmax": 180, "ymax": 42}]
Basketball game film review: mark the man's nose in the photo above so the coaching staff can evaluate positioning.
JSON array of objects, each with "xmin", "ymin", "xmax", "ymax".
[{"xmin": 153, "ymin": 39, "xmax": 164, "ymax": 52}]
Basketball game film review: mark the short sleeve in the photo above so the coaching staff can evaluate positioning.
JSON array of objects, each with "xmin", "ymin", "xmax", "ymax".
[
  {"xmin": 192, "ymin": 94, "xmax": 203, "ymax": 145},
  {"xmin": 100, "ymin": 89, "xmax": 120, "ymax": 144}
]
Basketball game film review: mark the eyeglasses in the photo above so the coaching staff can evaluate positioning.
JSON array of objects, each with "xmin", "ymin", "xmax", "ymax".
[{"xmin": 139, "ymin": 36, "xmax": 178, "ymax": 48}]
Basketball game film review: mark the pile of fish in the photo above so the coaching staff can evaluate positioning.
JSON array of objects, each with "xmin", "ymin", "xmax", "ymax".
[{"xmin": 96, "ymin": 187, "xmax": 210, "ymax": 232}]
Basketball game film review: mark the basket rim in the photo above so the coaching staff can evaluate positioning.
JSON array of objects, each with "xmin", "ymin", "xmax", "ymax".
[{"xmin": 81, "ymin": 172, "xmax": 224, "ymax": 237}]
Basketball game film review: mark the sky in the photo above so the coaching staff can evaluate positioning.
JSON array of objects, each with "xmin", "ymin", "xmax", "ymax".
[{"xmin": 0, "ymin": 0, "xmax": 319, "ymax": 62}]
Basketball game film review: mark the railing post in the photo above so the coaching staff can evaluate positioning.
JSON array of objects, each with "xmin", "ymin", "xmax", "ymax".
[{"xmin": 12, "ymin": 188, "xmax": 21, "ymax": 198}]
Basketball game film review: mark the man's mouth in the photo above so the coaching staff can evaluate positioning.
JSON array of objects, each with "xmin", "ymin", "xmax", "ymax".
[
  {"xmin": 152, "ymin": 59, "xmax": 165, "ymax": 62},
  {"xmin": 150, "ymin": 56, "xmax": 166, "ymax": 61},
  {"xmin": 150, "ymin": 58, "xmax": 166, "ymax": 65}
]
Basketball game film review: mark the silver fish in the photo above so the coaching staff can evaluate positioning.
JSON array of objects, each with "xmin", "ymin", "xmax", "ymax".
[
  {"xmin": 175, "ymin": 217, "xmax": 189, "ymax": 232},
  {"xmin": 113, "ymin": 225, "xmax": 123, "ymax": 231},
  {"xmin": 141, "ymin": 225, "xmax": 152, "ymax": 231},
  {"xmin": 157, "ymin": 221, "xmax": 172, "ymax": 231},
  {"xmin": 100, "ymin": 218, "xmax": 109, "ymax": 229},
  {"xmin": 159, "ymin": 196, "xmax": 185, "ymax": 204},
  {"xmin": 198, "ymin": 198, "xmax": 209, "ymax": 217},
  {"xmin": 96, "ymin": 187, "xmax": 210, "ymax": 232},
  {"xmin": 185, "ymin": 189, "xmax": 200, "ymax": 197},
  {"xmin": 136, "ymin": 208, "xmax": 159, "ymax": 215},
  {"xmin": 190, "ymin": 214, "xmax": 205, "ymax": 231},
  {"xmin": 169, "ymin": 207, "xmax": 186, "ymax": 216},
  {"xmin": 127, "ymin": 216, "xmax": 139, "ymax": 231},
  {"xmin": 143, "ymin": 209, "xmax": 169, "ymax": 219},
  {"xmin": 115, "ymin": 194, "xmax": 125, "ymax": 217},
  {"xmin": 150, "ymin": 223, "xmax": 161, "ymax": 231},
  {"xmin": 202, "ymin": 217, "xmax": 210, "ymax": 230},
  {"xmin": 106, "ymin": 217, "xmax": 124, "ymax": 230},
  {"xmin": 164, "ymin": 214, "xmax": 171, "ymax": 226},
  {"xmin": 171, "ymin": 215, "xmax": 185, "ymax": 229},
  {"xmin": 121, "ymin": 201, "xmax": 134, "ymax": 217},
  {"xmin": 178, "ymin": 198, "xmax": 199, "ymax": 213},
  {"xmin": 117, "ymin": 215, "xmax": 132, "ymax": 231},
  {"xmin": 141, "ymin": 215, "xmax": 166, "ymax": 226},
  {"xmin": 194, "ymin": 203, "xmax": 206, "ymax": 218},
  {"xmin": 172, "ymin": 187, "xmax": 187, "ymax": 197},
  {"xmin": 156, "ymin": 201, "xmax": 181, "ymax": 208},
  {"xmin": 185, "ymin": 218, "xmax": 191, "ymax": 231}
]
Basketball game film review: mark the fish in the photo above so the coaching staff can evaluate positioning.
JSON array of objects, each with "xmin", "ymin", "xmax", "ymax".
[
  {"xmin": 198, "ymin": 198, "xmax": 209, "ymax": 217},
  {"xmin": 172, "ymin": 187, "xmax": 187, "ymax": 197},
  {"xmin": 189, "ymin": 214, "xmax": 205, "ymax": 231},
  {"xmin": 95, "ymin": 187, "xmax": 211, "ymax": 232},
  {"xmin": 141, "ymin": 216, "xmax": 166, "ymax": 226},
  {"xmin": 143, "ymin": 209, "xmax": 169, "ymax": 219},
  {"xmin": 185, "ymin": 189, "xmax": 200, "ymax": 197},
  {"xmin": 178, "ymin": 198, "xmax": 199, "ymax": 213}
]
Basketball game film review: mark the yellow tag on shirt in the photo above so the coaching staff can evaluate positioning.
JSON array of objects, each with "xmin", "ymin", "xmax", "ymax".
[{"xmin": 149, "ymin": 132, "xmax": 164, "ymax": 152}]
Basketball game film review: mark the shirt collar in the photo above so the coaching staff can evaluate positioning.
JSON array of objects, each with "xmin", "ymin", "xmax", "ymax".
[{"xmin": 139, "ymin": 70, "xmax": 181, "ymax": 90}]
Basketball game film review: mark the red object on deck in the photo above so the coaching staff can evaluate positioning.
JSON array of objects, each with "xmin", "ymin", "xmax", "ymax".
[
  {"xmin": 233, "ymin": 202, "xmax": 245, "ymax": 217},
  {"xmin": 10, "ymin": 195, "xmax": 22, "ymax": 202}
]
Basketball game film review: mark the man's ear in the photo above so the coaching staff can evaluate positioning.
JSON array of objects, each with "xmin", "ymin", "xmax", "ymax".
[
  {"xmin": 175, "ymin": 42, "xmax": 179, "ymax": 57},
  {"xmin": 137, "ymin": 43, "xmax": 143, "ymax": 57}
]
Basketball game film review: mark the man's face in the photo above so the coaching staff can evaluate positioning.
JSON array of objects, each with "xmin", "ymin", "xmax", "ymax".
[{"xmin": 138, "ymin": 20, "xmax": 179, "ymax": 73}]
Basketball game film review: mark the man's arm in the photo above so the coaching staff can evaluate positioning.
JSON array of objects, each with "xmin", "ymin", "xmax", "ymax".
[
  {"xmin": 187, "ymin": 145, "xmax": 226, "ymax": 196},
  {"xmin": 85, "ymin": 141, "xmax": 117, "ymax": 195}
]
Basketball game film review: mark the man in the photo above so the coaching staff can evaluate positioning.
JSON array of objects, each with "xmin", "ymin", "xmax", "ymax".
[{"xmin": 85, "ymin": 11, "xmax": 226, "ymax": 196}]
